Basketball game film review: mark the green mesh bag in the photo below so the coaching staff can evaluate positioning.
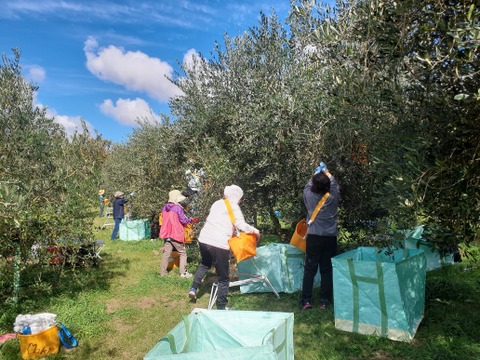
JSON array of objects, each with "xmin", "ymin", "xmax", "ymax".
[
  {"xmin": 237, "ymin": 243, "xmax": 319, "ymax": 294},
  {"xmin": 332, "ymin": 247, "xmax": 427, "ymax": 342},
  {"xmin": 144, "ymin": 309, "xmax": 294, "ymax": 359},
  {"xmin": 119, "ymin": 219, "xmax": 150, "ymax": 241}
]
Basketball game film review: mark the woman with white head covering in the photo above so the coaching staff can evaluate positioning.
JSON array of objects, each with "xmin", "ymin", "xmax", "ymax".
[
  {"xmin": 188, "ymin": 185, "xmax": 260, "ymax": 310},
  {"xmin": 159, "ymin": 190, "xmax": 199, "ymax": 278}
]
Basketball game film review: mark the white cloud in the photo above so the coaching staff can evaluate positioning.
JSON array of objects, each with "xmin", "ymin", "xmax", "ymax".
[
  {"xmin": 183, "ymin": 48, "xmax": 201, "ymax": 71},
  {"xmin": 84, "ymin": 36, "xmax": 183, "ymax": 102},
  {"xmin": 1, "ymin": 1, "xmax": 210, "ymax": 29},
  {"xmin": 181, "ymin": 48, "xmax": 207, "ymax": 85},
  {"xmin": 43, "ymin": 107, "xmax": 95, "ymax": 138},
  {"xmin": 99, "ymin": 98, "xmax": 161, "ymax": 126},
  {"xmin": 27, "ymin": 65, "xmax": 46, "ymax": 83}
]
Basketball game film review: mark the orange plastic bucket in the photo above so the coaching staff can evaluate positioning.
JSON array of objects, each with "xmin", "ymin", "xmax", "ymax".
[{"xmin": 290, "ymin": 219, "xmax": 307, "ymax": 252}]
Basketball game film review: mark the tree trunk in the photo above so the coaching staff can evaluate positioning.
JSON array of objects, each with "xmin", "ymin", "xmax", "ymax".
[
  {"xmin": 269, "ymin": 206, "xmax": 286, "ymax": 242},
  {"xmin": 13, "ymin": 236, "xmax": 21, "ymax": 304}
]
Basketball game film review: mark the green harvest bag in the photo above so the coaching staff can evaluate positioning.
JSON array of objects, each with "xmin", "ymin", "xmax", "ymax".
[
  {"xmin": 143, "ymin": 309, "xmax": 294, "ymax": 359},
  {"xmin": 119, "ymin": 219, "xmax": 150, "ymax": 241},
  {"xmin": 237, "ymin": 243, "xmax": 320, "ymax": 294},
  {"xmin": 402, "ymin": 225, "xmax": 454, "ymax": 271},
  {"xmin": 332, "ymin": 247, "xmax": 427, "ymax": 342}
]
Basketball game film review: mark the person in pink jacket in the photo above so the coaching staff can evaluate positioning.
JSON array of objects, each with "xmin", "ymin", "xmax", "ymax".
[{"xmin": 159, "ymin": 190, "xmax": 198, "ymax": 278}]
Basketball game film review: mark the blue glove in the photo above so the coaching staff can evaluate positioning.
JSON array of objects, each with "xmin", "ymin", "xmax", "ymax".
[{"xmin": 314, "ymin": 162, "xmax": 328, "ymax": 174}]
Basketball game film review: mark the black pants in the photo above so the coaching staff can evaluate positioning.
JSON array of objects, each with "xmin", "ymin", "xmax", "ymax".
[
  {"xmin": 301, "ymin": 234, "xmax": 337, "ymax": 305},
  {"xmin": 191, "ymin": 243, "xmax": 230, "ymax": 308}
]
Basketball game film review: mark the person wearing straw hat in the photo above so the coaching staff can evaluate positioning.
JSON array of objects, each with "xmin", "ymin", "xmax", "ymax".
[
  {"xmin": 98, "ymin": 189, "xmax": 105, "ymax": 217},
  {"xmin": 111, "ymin": 191, "xmax": 127, "ymax": 240},
  {"xmin": 159, "ymin": 190, "xmax": 199, "ymax": 278}
]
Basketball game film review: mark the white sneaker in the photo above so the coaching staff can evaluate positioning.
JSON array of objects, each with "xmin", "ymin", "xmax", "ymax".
[
  {"xmin": 181, "ymin": 272, "xmax": 193, "ymax": 278},
  {"xmin": 188, "ymin": 288, "xmax": 197, "ymax": 301}
]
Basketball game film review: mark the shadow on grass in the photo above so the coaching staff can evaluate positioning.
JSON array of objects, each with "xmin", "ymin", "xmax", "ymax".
[
  {"xmin": 0, "ymin": 250, "xmax": 131, "ymax": 331},
  {"xmin": 419, "ymin": 264, "xmax": 480, "ymax": 359}
]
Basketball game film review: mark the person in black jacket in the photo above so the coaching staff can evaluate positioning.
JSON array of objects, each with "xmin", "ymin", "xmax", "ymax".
[
  {"xmin": 111, "ymin": 191, "xmax": 128, "ymax": 240},
  {"xmin": 300, "ymin": 162, "xmax": 340, "ymax": 310}
]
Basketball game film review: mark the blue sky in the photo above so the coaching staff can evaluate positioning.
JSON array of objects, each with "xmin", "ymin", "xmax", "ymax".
[{"xmin": 0, "ymin": 0, "xmax": 293, "ymax": 143}]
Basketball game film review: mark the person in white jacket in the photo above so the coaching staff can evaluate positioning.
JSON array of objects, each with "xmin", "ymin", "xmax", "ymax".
[{"xmin": 188, "ymin": 185, "xmax": 260, "ymax": 310}]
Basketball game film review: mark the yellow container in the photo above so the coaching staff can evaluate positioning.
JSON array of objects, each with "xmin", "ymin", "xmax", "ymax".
[
  {"xmin": 18, "ymin": 325, "xmax": 60, "ymax": 359},
  {"xmin": 289, "ymin": 219, "xmax": 307, "ymax": 252},
  {"xmin": 167, "ymin": 251, "xmax": 180, "ymax": 271},
  {"xmin": 184, "ymin": 223, "xmax": 194, "ymax": 245}
]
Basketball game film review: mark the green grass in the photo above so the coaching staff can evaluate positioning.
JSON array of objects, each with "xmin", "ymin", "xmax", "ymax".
[{"xmin": 1, "ymin": 217, "xmax": 480, "ymax": 359}]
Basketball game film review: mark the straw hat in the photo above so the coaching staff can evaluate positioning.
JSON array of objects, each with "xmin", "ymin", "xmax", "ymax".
[
  {"xmin": 168, "ymin": 190, "xmax": 186, "ymax": 204},
  {"xmin": 98, "ymin": 189, "xmax": 105, "ymax": 195}
]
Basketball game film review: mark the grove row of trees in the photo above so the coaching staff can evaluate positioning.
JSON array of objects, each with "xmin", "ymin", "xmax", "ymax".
[
  {"xmin": 0, "ymin": 49, "xmax": 110, "ymax": 305},
  {"xmin": 102, "ymin": 0, "xmax": 479, "ymax": 252}
]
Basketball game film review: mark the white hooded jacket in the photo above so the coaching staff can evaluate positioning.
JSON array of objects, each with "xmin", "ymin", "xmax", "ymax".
[{"xmin": 198, "ymin": 185, "xmax": 258, "ymax": 250}]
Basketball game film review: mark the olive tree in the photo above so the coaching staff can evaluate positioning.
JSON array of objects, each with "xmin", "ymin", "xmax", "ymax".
[
  {"xmin": 289, "ymin": 0, "xmax": 480, "ymax": 251},
  {"xmin": 0, "ymin": 50, "xmax": 108, "ymax": 305},
  {"xmin": 170, "ymin": 12, "xmax": 339, "ymax": 237},
  {"xmin": 100, "ymin": 116, "xmax": 191, "ymax": 223},
  {"xmin": 396, "ymin": 0, "xmax": 480, "ymax": 250}
]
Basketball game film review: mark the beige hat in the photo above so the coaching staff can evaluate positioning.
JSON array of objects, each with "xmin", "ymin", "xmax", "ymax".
[
  {"xmin": 168, "ymin": 190, "xmax": 186, "ymax": 204},
  {"xmin": 98, "ymin": 189, "xmax": 105, "ymax": 195},
  {"xmin": 114, "ymin": 191, "xmax": 124, "ymax": 198}
]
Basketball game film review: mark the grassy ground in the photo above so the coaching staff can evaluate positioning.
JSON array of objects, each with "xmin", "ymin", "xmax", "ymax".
[{"xmin": 1, "ymin": 216, "xmax": 480, "ymax": 359}]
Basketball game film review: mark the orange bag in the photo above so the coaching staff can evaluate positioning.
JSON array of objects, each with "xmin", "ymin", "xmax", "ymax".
[
  {"xmin": 224, "ymin": 199, "xmax": 257, "ymax": 263},
  {"xmin": 228, "ymin": 232, "xmax": 257, "ymax": 263},
  {"xmin": 290, "ymin": 219, "xmax": 308, "ymax": 252},
  {"xmin": 18, "ymin": 325, "xmax": 60, "ymax": 360},
  {"xmin": 290, "ymin": 192, "xmax": 330, "ymax": 252}
]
